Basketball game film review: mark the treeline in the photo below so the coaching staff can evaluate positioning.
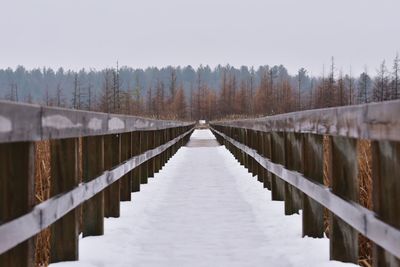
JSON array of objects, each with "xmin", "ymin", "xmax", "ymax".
[{"xmin": 0, "ymin": 54, "xmax": 399, "ymax": 120}]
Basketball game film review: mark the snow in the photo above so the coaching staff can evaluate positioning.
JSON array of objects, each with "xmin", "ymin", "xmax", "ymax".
[
  {"xmin": 51, "ymin": 130, "xmax": 356, "ymax": 267},
  {"xmin": 189, "ymin": 129, "xmax": 216, "ymax": 140}
]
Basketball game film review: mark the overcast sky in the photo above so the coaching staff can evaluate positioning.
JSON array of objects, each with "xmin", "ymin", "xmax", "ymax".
[{"xmin": 0, "ymin": 0, "xmax": 399, "ymax": 75}]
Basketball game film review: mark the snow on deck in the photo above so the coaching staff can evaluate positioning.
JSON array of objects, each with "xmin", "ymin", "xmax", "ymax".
[
  {"xmin": 189, "ymin": 129, "xmax": 216, "ymax": 140},
  {"xmin": 51, "ymin": 130, "xmax": 355, "ymax": 267},
  {"xmin": 185, "ymin": 129, "xmax": 220, "ymax": 147}
]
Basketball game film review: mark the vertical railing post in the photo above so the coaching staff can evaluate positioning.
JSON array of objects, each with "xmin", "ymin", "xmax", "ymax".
[
  {"xmin": 103, "ymin": 134, "xmax": 121, "ymax": 217},
  {"xmin": 104, "ymin": 134, "xmax": 121, "ymax": 218},
  {"xmin": 0, "ymin": 142, "xmax": 36, "ymax": 267},
  {"xmin": 147, "ymin": 130, "xmax": 155, "ymax": 179},
  {"xmin": 302, "ymin": 134, "xmax": 324, "ymax": 238},
  {"xmin": 262, "ymin": 132, "xmax": 272, "ymax": 190},
  {"xmin": 249, "ymin": 130, "xmax": 255, "ymax": 176},
  {"xmin": 256, "ymin": 131, "xmax": 264, "ymax": 183},
  {"xmin": 371, "ymin": 141, "xmax": 400, "ymax": 267},
  {"xmin": 244, "ymin": 129, "xmax": 249, "ymax": 170},
  {"xmin": 166, "ymin": 128, "xmax": 172, "ymax": 160},
  {"xmin": 131, "ymin": 131, "xmax": 141, "ymax": 192},
  {"xmin": 120, "ymin": 132, "xmax": 132, "ymax": 201},
  {"xmin": 82, "ymin": 135, "xmax": 104, "ymax": 237},
  {"xmin": 154, "ymin": 130, "xmax": 161, "ymax": 173},
  {"xmin": 329, "ymin": 136, "xmax": 359, "ymax": 263},
  {"xmin": 284, "ymin": 133, "xmax": 302, "ymax": 215},
  {"xmin": 161, "ymin": 129, "xmax": 166, "ymax": 168},
  {"xmin": 270, "ymin": 132, "xmax": 285, "ymax": 201},
  {"xmin": 239, "ymin": 128, "xmax": 246, "ymax": 166},
  {"xmin": 50, "ymin": 138, "xmax": 79, "ymax": 262},
  {"xmin": 140, "ymin": 131, "xmax": 148, "ymax": 184}
]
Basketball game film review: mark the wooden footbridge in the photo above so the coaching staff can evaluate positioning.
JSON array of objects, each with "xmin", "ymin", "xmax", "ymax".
[{"xmin": 1, "ymin": 100, "xmax": 400, "ymax": 267}]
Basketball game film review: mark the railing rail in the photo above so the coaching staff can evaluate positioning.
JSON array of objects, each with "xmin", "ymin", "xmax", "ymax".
[
  {"xmin": 0, "ymin": 100, "xmax": 193, "ymax": 143},
  {"xmin": 210, "ymin": 99, "xmax": 400, "ymax": 267},
  {"xmin": 213, "ymin": 99, "xmax": 400, "ymax": 141},
  {"xmin": 0, "ymin": 100, "xmax": 194, "ymax": 266}
]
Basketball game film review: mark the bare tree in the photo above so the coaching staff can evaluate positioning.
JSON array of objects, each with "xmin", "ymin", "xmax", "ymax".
[
  {"xmin": 297, "ymin": 68, "xmax": 307, "ymax": 110},
  {"xmin": 6, "ymin": 82, "xmax": 18, "ymax": 102},
  {"xmin": 358, "ymin": 69, "xmax": 371, "ymax": 104},
  {"xmin": 337, "ymin": 70, "xmax": 345, "ymax": 106},
  {"xmin": 346, "ymin": 67, "xmax": 355, "ymax": 105},
  {"xmin": 87, "ymin": 82, "xmax": 93, "ymax": 111},
  {"xmin": 392, "ymin": 53, "xmax": 399, "ymax": 99},
  {"xmin": 373, "ymin": 60, "xmax": 390, "ymax": 102},
  {"xmin": 112, "ymin": 62, "xmax": 121, "ymax": 113},
  {"xmin": 72, "ymin": 73, "xmax": 82, "ymax": 109}
]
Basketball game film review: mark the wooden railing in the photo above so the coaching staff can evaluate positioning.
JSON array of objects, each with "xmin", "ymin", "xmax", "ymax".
[
  {"xmin": 0, "ymin": 100, "xmax": 194, "ymax": 266},
  {"xmin": 210, "ymin": 100, "xmax": 400, "ymax": 267}
]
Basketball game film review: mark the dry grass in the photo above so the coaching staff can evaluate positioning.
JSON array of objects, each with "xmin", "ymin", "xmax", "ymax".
[
  {"xmin": 357, "ymin": 140, "xmax": 373, "ymax": 267},
  {"xmin": 34, "ymin": 141, "xmax": 51, "ymax": 267},
  {"xmin": 323, "ymin": 135, "xmax": 331, "ymax": 237}
]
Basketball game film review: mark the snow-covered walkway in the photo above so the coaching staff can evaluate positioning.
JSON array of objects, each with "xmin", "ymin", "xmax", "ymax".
[{"xmin": 51, "ymin": 130, "xmax": 354, "ymax": 267}]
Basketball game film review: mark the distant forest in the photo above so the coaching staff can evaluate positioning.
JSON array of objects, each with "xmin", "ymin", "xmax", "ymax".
[{"xmin": 0, "ymin": 54, "xmax": 399, "ymax": 120}]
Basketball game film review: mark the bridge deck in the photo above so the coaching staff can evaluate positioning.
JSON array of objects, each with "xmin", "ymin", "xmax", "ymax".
[{"xmin": 51, "ymin": 130, "xmax": 353, "ymax": 267}]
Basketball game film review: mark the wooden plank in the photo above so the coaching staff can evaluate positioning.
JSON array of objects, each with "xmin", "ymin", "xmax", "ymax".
[
  {"xmin": 131, "ymin": 131, "xmax": 141, "ymax": 192},
  {"xmin": 238, "ymin": 129, "xmax": 246, "ymax": 166},
  {"xmin": 0, "ymin": 102, "xmax": 41, "ymax": 142},
  {"xmin": 262, "ymin": 133, "xmax": 272, "ymax": 190},
  {"xmin": 372, "ymin": 141, "xmax": 400, "ymax": 267},
  {"xmin": 161, "ymin": 129, "xmax": 167, "ymax": 168},
  {"xmin": 154, "ymin": 131, "xmax": 161, "ymax": 174},
  {"xmin": 329, "ymin": 136, "xmax": 359, "ymax": 263},
  {"xmin": 249, "ymin": 130, "xmax": 255, "ymax": 176},
  {"xmin": 147, "ymin": 131, "xmax": 155, "ymax": 178},
  {"xmin": 140, "ymin": 131, "xmax": 148, "ymax": 184},
  {"xmin": 120, "ymin": 133, "xmax": 132, "ymax": 201},
  {"xmin": 50, "ymin": 138, "xmax": 79, "ymax": 263},
  {"xmin": 270, "ymin": 132, "xmax": 285, "ymax": 201},
  {"xmin": 284, "ymin": 133, "xmax": 302, "ymax": 215},
  {"xmin": 244, "ymin": 129, "xmax": 250, "ymax": 171},
  {"xmin": 256, "ymin": 131, "xmax": 264, "ymax": 183},
  {"xmin": 103, "ymin": 134, "xmax": 120, "ymax": 217},
  {"xmin": 82, "ymin": 135, "xmax": 104, "ymax": 237},
  {"xmin": 166, "ymin": 129, "xmax": 171, "ymax": 160},
  {"xmin": 0, "ymin": 142, "xmax": 36, "ymax": 267},
  {"xmin": 302, "ymin": 134, "xmax": 325, "ymax": 237},
  {"xmin": 211, "ymin": 127, "xmax": 400, "ymax": 260}
]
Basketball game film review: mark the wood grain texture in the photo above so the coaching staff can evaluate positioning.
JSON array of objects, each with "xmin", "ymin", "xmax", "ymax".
[
  {"xmin": 0, "ymin": 100, "xmax": 194, "ymax": 143},
  {"xmin": 372, "ymin": 141, "xmax": 400, "ymax": 267},
  {"xmin": 0, "ymin": 142, "xmax": 36, "ymax": 267},
  {"xmin": 120, "ymin": 133, "xmax": 132, "ymax": 201},
  {"xmin": 50, "ymin": 138, "xmax": 79, "ymax": 263},
  {"xmin": 302, "ymin": 134, "xmax": 325, "ymax": 238},
  {"xmin": 82, "ymin": 136, "xmax": 104, "ymax": 237},
  {"xmin": 329, "ymin": 136, "xmax": 359, "ymax": 263},
  {"xmin": 104, "ymin": 134, "xmax": 121, "ymax": 217},
  {"xmin": 212, "ymin": 99, "xmax": 400, "ymax": 142}
]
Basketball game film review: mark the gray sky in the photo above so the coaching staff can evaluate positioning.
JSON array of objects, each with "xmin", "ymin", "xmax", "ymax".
[{"xmin": 0, "ymin": 0, "xmax": 399, "ymax": 75}]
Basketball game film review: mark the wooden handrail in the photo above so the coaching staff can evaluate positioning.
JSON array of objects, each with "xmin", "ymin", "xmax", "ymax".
[
  {"xmin": 0, "ymin": 100, "xmax": 193, "ymax": 143},
  {"xmin": 212, "ymin": 99, "xmax": 400, "ymax": 141}
]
